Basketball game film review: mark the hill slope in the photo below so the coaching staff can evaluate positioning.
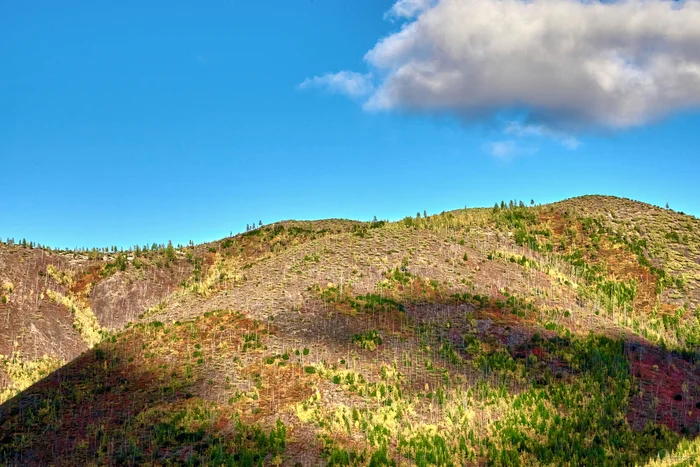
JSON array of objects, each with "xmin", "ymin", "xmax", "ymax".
[{"xmin": 0, "ymin": 195, "xmax": 698, "ymax": 466}]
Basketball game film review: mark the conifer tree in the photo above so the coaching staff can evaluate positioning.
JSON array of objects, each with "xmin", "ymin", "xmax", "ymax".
[{"xmin": 165, "ymin": 240, "xmax": 176, "ymax": 262}]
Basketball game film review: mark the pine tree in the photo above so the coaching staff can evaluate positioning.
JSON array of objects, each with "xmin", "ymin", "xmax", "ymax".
[{"xmin": 165, "ymin": 241, "xmax": 176, "ymax": 262}]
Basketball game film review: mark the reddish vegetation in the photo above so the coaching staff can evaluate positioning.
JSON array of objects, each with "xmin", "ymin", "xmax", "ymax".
[
  {"xmin": 69, "ymin": 265, "xmax": 102, "ymax": 296},
  {"xmin": 627, "ymin": 344, "xmax": 700, "ymax": 434},
  {"xmin": 541, "ymin": 209, "xmax": 669, "ymax": 316},
  {"xmin": 538, "ymin": 211, "xmax": 567, "ymax": 237},
  {"xmin": 249, "ymin": 364, "xmax": 314, "ymax": 421},
  {"xmin": 594, "ymin": 239, "xmax": 661, "ymax": 314}
]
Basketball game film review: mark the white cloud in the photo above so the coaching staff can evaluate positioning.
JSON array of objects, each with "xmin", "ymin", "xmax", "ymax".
[
  {"xmin": 562, "ymin": 137, "xmax": 581, "ymax": 151},
  {"xmin": 298, "ymin": 71, "xmax": 373, "ymax": 98},
  {"xmin": 312, "ymin": 0, "xmax": 700, "ymax": 133},
  {"xmin": 486, "ymin": 139, "xmax": 539, "ymax": 159},
  {"xmin": 504, "ymin": 122, "xmax": 581, "ymax": 150},
  {"xmin": 489, "ymin": 140, "xmax": 518, "ymax": 159},
  {"xmin": 385, "ymin": 0, "xmax": 436, "ymax": 19}
]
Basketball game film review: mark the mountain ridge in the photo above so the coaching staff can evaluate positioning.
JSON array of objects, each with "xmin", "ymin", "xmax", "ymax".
[{"xmin": 0, "ymin": 194, "xmax": 698, "ymax": 465}]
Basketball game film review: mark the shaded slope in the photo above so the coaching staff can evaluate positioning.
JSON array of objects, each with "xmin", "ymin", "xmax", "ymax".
[{"xmin": 0, "ymin": 279, "xmax": 697, "ymax": 465}]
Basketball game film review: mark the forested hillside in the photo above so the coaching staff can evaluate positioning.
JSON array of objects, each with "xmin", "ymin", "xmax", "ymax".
[{"xmin": 0, "ymin": 195, "xmax": 698, "ymax": 466}]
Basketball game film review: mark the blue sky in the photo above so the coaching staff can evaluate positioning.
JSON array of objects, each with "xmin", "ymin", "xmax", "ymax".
[{"xmin": 2, "ymin": 0, "xmax": 699, "ymax": 250}]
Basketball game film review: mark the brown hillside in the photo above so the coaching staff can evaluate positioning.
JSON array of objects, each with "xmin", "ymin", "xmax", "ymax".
[{"xmin": 0, "ymin": 196, "xmax": 698, "ymax": 466}]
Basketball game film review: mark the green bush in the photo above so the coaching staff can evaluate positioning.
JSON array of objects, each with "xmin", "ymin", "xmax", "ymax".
[{"xmin": 352, "ymin": 330, "xmax": 383, "ymax": 351}]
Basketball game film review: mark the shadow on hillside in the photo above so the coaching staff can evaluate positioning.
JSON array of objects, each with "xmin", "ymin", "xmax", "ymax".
[
  {"xmin": 0, "ymin": 345, "xmax": 187, "ymax": 465},
  {"xmin": 0, "ymin": 292, "xmax": 698, "ymax": 466},
  {"xmin": 273, "ymin": 292, "xmax": 700, "ymax": 462}
]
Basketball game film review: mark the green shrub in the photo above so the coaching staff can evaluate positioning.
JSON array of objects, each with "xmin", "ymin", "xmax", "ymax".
[{"xmin": 352, "ymin": 330, "xmax": 383, "ymax": 351}]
